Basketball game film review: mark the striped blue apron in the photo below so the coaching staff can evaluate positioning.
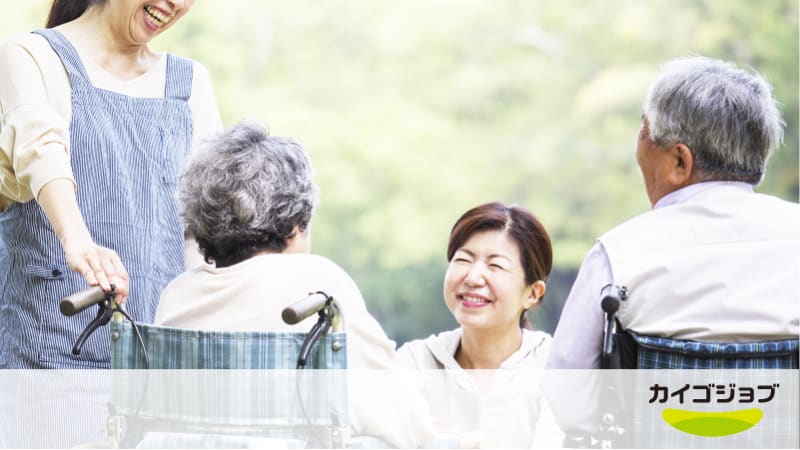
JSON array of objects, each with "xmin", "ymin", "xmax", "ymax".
[{"xmin": 0, "ymin": 29, "xmax": 193, "ymax": 368}]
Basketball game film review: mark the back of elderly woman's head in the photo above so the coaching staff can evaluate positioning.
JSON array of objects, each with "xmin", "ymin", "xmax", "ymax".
[
  {"xmin": 643, "ymin": 56, "xmax": 785, "ymax": 184},
  {"xmin": 180, "ymin": 121, "xmax": 318, "ymax": 266}
]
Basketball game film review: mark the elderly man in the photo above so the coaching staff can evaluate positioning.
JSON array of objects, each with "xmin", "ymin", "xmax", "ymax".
[
  {"xmin": 544, "ymin": 55, "xmax": 800, "ymax": 439},
  {"xmin": 548, "ymin": 56, "xmax": 799, "ymax": 373}
]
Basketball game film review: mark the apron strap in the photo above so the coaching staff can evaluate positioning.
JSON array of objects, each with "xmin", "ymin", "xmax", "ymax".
[
  {"xmin": 165, "ymin": 54, "xmax": 193, "ymax": 101},
  {"xmin": 32, "ymin": 29, "xmax": 91, "ymax": 87}
]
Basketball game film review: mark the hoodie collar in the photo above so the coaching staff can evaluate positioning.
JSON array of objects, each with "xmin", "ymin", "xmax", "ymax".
[{"xmin": 424, "ymin": 328, "xmax": 543, "ymax": 369}]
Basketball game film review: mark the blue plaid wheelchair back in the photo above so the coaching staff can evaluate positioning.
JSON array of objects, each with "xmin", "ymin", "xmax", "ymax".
[
  {"xmin": 108, "ymin": 319, "xmax": 350, "ymax": 448},
  {"xmin": 593, "ymin": 285, "xmax": 799, "ymax": 448},
  {"xmin": 632, "ymin": 335, "xmax": 799, "ymax": 369},
  {"xmin": 110, "ymin": 319, "xmax": 347, "ymax": 369},
  {"xmin": 607, "ymin": 335, "xmax": 799, "ymax": 449}
]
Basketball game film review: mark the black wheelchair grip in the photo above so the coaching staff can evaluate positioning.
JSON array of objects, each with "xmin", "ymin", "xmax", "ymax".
[
  {"xmin": 60, "ymin": 286, "xmax": 107, "ymax": 317},
  {"xmin": 600, "ymin": 285, "xmax": 623, "ymax": 314},
  {"xmin": 600, "ymin": 284, "xmax": 624, "ymax": 368}
]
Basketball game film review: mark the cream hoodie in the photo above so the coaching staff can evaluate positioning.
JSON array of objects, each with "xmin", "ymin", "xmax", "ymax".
[{"xmin": 398, "ymin": 328, "xmax": 564, "ymax": 448}]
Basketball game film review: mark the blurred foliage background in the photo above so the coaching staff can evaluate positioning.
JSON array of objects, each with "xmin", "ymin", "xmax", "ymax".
[{"xmin": 4, "ymin": 0, "xmax": 798, "ymax": 344}]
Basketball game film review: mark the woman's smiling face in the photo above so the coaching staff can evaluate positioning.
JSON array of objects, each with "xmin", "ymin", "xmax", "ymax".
[
  {"xmin": 443, "ymin": 229, "xmax": 537, "ymax": 333},
  {"xmin": 106, "ymin": 0, "xmax": 195, "ymax": 45}
]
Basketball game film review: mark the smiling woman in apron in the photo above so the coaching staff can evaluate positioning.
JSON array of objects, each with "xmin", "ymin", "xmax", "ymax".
[{"xmin": 0, "ymin": 0, "xmax": 222, "ymax": 368}]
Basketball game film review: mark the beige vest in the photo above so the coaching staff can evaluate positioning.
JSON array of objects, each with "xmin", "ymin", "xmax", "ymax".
[{"xmin": 599, "ymin": 185, "xmax": 800, "ymax": 342}]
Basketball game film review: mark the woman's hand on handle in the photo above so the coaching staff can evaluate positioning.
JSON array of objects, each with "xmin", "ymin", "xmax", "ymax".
[
  {"xmin": 61, "ymin": 237, "xmax": 129, "ymax": 304},
  {"xmin": 37, "ymin": 178, "xmax": 129, "ymax": 304}
]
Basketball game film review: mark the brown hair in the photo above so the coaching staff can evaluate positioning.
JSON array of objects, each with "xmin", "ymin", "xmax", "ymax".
[
  {"xmin": 447, "ymin": 202, "xmax": 552, "ymax": 286},
  {"xmin": 46, "ymin": 0, "xmax": 106, "ymax": 28}
]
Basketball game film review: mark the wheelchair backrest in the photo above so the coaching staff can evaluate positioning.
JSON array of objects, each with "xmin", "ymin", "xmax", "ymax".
[
  {"xmin": 108, "ymin": 320, "xmax": 350, "ymax": 448},
  {"xmin": 631, "ymin": 334, "xmax": 799, "ymax": 369},
  {"xmin": 596, "ymin": 287, "xmax": 799, "ymax": 448},
  {"xmin": 110, "ymin": 320, "xmax": 347, "ymax": 369}
]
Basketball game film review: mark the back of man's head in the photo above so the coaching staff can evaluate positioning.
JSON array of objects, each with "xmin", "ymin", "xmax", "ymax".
[{"xmin": 642, "ymin": 56, "xmax": 785, "ymax": 185}]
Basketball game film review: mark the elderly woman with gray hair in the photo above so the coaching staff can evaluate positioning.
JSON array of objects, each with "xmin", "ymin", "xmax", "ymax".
[{"xmin": 154, "ymin": 121, "xmax": 435, "ymax": 448}]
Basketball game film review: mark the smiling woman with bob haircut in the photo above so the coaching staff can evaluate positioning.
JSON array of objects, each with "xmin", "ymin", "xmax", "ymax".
[{"xmin": 398, "ymin": 201, "xmax": 562, "ymax": 447}]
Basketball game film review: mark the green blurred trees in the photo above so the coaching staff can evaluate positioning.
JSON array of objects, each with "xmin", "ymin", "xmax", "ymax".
[{"xmin": 4, "ymin": 0, "xmax": 797, "ymax": 343}]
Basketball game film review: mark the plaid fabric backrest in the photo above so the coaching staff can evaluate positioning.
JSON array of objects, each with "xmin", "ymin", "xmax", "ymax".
[
  {"xmin": 620, "ymin": 335, "xmax": 799, "ymax": 448},
  {"xmin": 107, "ymin": 320, "xmax": 350, "ymax": 445},
  {"xmin": 110, "ymin": 320, "xmax": 347, "ymax": 369},
  {"xmin": 633, "ymin": 335, "xmax": 799, "ymax": 369}
]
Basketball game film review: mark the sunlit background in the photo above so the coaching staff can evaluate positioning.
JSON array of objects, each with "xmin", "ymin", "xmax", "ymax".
[{"xmin": 4, "ymin": 1, "xmax": 798, "ymax": 344}]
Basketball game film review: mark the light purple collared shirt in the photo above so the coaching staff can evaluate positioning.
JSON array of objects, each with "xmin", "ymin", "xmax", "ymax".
[{"xmin": 545, "ymin": 181, "xmax": 754, "ymax": 369}]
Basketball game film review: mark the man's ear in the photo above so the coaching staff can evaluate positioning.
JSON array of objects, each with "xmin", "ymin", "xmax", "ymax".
[{"xmin": 668, "ymin": 142, "xmax": 695, "ymax": 186}]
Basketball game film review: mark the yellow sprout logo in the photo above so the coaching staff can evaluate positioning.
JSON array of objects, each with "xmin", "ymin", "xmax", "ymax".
[
  {"xmin": 649, "ymin": 382, "xmax": 780, "ymax": 437},
  {"xmin": 661, "ymin": 408, "xmax": 763, "ymax": 437}
]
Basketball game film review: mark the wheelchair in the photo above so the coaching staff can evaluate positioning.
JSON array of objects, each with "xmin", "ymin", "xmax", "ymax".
[
  {"xmin": 60, "ymin": 287, "xmax": 389, "ymax": 449},
  {"xmin": 563, "ymin": 285, "xmax": 800, "ymax": 449}
]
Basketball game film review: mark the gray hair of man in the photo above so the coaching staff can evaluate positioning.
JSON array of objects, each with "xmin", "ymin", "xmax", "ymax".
[
  {"xmin": 642, "ymin": 56, "xmax": 785, "ymax": 184},
  {"xmin": 180, "ymin": 121, "xmax": 319, "ymax": 266}
]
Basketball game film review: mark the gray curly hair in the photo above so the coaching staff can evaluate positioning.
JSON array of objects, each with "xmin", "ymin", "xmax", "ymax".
[
  {"xmin": 180, "ymin": 121, "xmax": 319, "ymax": 266},
  {"xmin": 643, "ymin": 56, "xmax": 785, "ymax": 184}
]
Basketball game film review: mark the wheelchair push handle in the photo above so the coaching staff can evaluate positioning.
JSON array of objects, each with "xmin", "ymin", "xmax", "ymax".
[
  {"xmin": 60, "ymin": 285, "xmax": 113, "ymax": 316},
  {"xmin": 61, "ymin": 285, "xmax": 118, "ymax": 356},
  {"xmin": 283, "ymin": 291, "xmax": 345, "ymax": 369},
  {"xmin": 601, "ymin": 284, "xmax": 626, "ymax": 368},
  {"xmin": 600, "ymin": 284, "xmax": 624, "ymax": 315},
  {"xmin": 282, "ymin": 292, "xmax": 332, "ymax": 325}
]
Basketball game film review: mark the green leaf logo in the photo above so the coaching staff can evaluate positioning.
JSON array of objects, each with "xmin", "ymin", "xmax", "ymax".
[{"xmin": 662, "ymin": 408, "xmax": 763, "ymax": 437}]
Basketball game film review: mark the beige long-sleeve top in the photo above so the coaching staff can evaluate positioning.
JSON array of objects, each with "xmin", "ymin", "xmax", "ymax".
[
  {"xmin": 0, "ymin": 32, "xmax": 223, "ymax": 211},
  {"xmin": 155, "ymin": 253, "xmax": 400, "ymax": 369}
]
